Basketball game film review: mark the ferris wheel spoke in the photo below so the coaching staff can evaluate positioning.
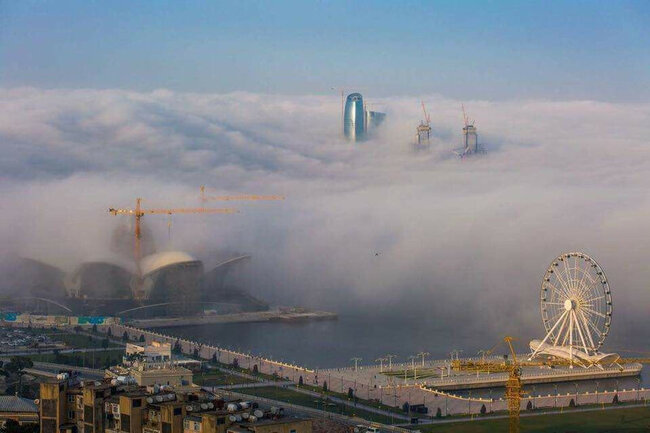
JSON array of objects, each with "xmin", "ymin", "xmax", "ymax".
[
  {"xmin": 561, "ymin": 258, "xmax": 575, "ymax": 294},
  {"xmin": 551, "ymin": 270, "xmax": 573, "ymax": 299},
  {"xmin": 582, "ymin": 306, "xmax": 607, "ymax": 319},
  {"xmin": 543, "ymin": 280, "xmax": 571, "ymax": 301},
  {"xmin": 572, "ymin": 310, "xmax": 592, "ymax": 354},
  {"xmin": 551, "ymin": 310, "xmax": 571, "ymax": 346},
  {"xmin": 582, "ymin": 295, "xmax": 604, "ymax": 305},
  {"xmin": 583, "ymin": 312, "xmax": 606, "ymax": 347},
  {"xmin": 577, "ymin": 310, "xmax": 598, "ymax": 350},
  {"xmin": 577, "ymin": 277, "xmax": 598, "ymax": 302}
]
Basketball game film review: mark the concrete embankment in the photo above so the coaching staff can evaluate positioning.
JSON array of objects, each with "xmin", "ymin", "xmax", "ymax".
[{"xmin": 128, "ymin": 309, "xmax": 337, "ymax": 328}]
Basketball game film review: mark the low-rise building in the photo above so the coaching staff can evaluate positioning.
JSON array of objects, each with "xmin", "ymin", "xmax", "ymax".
[
  {"xmin": 0, "ymin": 395, "xmax": 39, "ymax": 426},
  {"xmin": 40, "ymin": 376, "xmax": 312, "ymax": 433}
]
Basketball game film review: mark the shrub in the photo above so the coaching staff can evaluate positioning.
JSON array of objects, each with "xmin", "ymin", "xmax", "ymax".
[
  {"xmin": 322, "ymin": 381, "xmax": 328, "ymax": 392},
  {"xmin": 526, "ymin": 401, "xmax": 533, "ymax": 411},
  {"xmin": 253, "ymin": 364, "xmax": 258, "ymax": 374},
  {"xmin": 348, "ymin": 387, "xmax": 354, "ymax": 399},
  {"xmin": 613, "ymin": 394, "xmax": 619, "ymax": 404},
  {"xmin": 436, "ymin": 407, "xmax": 442, "ymax": 419},
  {"xmin": 481, "ymin": 404, "xmax": 487, "ymax": 414},
  {"xmin": 107, "ymin": 328, "xmax": 112, "ymax": 337},
  {"xmin": 139, "ymin": 334, "xmax": 145, "ymax": 342},
  {"xmin": 298, "ymin": 375, "xmax": 303, "ymax": 386},
  {"xmin": 211, "ymin": 353, "xmax": 217, "ymax": 364},
  {"xmin": 122, "ymin": 331, "xmax": 129, "ymax": 342},
  {"xmin": 569, "ymin": 398, "xmax": 576, "ymax": 408}
]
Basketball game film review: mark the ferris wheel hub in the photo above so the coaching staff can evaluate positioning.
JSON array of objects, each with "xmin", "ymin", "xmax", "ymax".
[{"xmin": 564, "ymin": 299, "xmax": 576, "ymax": 311}]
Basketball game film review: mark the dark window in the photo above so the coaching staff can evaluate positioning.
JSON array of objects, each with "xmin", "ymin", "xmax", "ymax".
[
  {"xmin": 42, "ymin": 419, "xmax": 57, "ymax": 433},
  {"xmin": 162, "ymin": 422, "xmax": 172, "ymax": 433},
  {"xmin": 84, "ymin": 405, "xmax": 94, "ymax": 423},
  {"xmin": 132, "ymin": 399, "xmax": 142, "ymax": 408},
  {"xmin": 216, "ymin": 417, "xmax": 225, "ymax": 425},
  {"xmin": 173, "ymin": 407, "xmax": 182, "ymax": 416},
  {"xmin": 121, "ymin": 414, "xmax": 131, "ymax": 432},
  {"xmin": 42, "ymin": 399, "xmax": 57, "ymax": 417}
]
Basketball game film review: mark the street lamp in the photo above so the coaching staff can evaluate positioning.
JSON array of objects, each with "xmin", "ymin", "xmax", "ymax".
[
  {"xmin": 574, "ymin": 383, "xmax": 579, "ymax": 406},
  {"xmin": 351, "ymin": 357, "xmax": 362, "ymax": 372},
  {"xmin": 595, "ymin": 381, "xmax": 600, "ymax": 405},
  {"xmin": 418, "ymin": 352, "xmax": 430, "ymax": 367},
  {"xmin": 386, "ymin": 354, "xmax": 396, "ymax": 371},
  {"xmin": 375, "ymin": 357, "xmax": 387, "ymax": 373}
]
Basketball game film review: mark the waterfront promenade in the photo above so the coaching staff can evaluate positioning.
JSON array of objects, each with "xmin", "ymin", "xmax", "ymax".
[{"xmin": 98, "ymin": 322, "xmax": 649, "ymax": 416}]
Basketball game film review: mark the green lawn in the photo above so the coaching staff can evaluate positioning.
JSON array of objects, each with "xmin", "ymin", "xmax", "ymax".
[
  {"xmin": 412, "ymin": 406, "xmax": 650, "ymax": 432},
  {"xmin": 297, "ymin": 383, "xmax": 408, "ymax": 417},
  {"xmin": 231, "ymin": 386, "xmax": 398, "ymax": 425},
  {"xmin": 193, "ymin": 371, "xmax": 255, "ymax": 386}
]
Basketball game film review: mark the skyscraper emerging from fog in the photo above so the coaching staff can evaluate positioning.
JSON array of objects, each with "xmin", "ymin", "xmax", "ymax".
[
  {"xmin": 343, "ymin": 92, "xmax": 386, "ymax": 142},
  {"xmin": 344, "ymin": 93, "xmax": 365, "ymax": 141}
]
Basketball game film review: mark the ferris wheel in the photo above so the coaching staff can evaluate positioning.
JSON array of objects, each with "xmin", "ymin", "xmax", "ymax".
[{"xmin": 534, "ymin": 252, "xmax": 613, "ymax": 358}]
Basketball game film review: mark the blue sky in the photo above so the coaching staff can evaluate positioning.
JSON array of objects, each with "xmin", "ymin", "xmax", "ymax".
[{"xmin": 1, "ymin": 0, "xmax": 649, "ymax": 100}]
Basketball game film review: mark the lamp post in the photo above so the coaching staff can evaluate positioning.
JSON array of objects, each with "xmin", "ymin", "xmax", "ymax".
[
  {"xmin": 418, "ymin": 352, "xmax": 430, "ymax": 367},
  {"xmin": 351, "ymin": 357, "xmax": 362, "ymax": 372},
  {"xmin": 595, "ymin": 381, "xmax": 600, "ymax": 405},
  {"xmin": 386, "ymin": 354, "xmax": 396, "ymax": 371},
  {"xmin": 375, "ymin": 357, "xmax": 386, "ymax": 373},
  {"xmin": 554, "ymin": 384, "xmax": 558, "ymax": 408},
  {"xmin": 574, "ymin": 383, "xmax": 579, "ymax": 406}
]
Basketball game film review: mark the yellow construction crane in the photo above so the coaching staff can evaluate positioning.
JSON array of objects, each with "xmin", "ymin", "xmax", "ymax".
[
  {"xmin": 454, "ymin": 338, "xmax": 650, "ymax": 433},
  {"xmin": 108, "ymin": 198, "xmax": 237, "ymax": 298},
  {"xmin": 200, "ymin": 185, "xmax": 285, "ymax": 202}
]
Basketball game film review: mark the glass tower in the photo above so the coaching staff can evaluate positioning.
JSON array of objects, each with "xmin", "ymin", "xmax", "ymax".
[{"xmin": 344, "ymin": 93, "xmax": 365, "ymax": 141}]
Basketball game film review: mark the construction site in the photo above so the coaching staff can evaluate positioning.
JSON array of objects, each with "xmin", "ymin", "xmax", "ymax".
[{"xmin": 0, "ymin": 186, "xmax": 334, "ymax": 322}]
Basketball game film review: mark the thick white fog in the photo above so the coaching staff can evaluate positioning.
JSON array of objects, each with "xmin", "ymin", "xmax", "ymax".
[{"xmin": 1, "ymin": 87, "xmax": 649, "ymax": 338}]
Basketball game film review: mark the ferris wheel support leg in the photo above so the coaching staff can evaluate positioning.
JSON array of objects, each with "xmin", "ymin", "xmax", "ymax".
[{"xmin": 529, "ymin": 310, "xmax": 569, "ymax": 361}]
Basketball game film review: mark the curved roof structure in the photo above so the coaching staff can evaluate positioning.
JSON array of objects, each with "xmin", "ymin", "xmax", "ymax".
[
  {"xmin": 64, "ymin": 262, "xmax": 133, "ymax": 298},
  {"xmin": 140, "ymin": 251, "xmax": 198, "ymax": 276}
]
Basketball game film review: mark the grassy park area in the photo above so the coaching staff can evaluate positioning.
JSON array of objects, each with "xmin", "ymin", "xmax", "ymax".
[
  {"xmin": 412, "ymin": 406, "xmax": 650, "ymax": 432},
  {"xmin": 232, "ymin": 385, "xmax": 398, "ymax": 425}
]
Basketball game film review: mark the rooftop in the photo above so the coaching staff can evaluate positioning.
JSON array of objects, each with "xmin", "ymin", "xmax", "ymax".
[{"xmin": 0, "ymin": 396, "xmax": 38, "ymax": 413}]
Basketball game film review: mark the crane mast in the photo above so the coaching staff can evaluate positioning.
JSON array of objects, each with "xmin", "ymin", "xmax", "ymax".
[{"xmin": 108, "ymin": 198, "xmax": 237, "ymax": 299}]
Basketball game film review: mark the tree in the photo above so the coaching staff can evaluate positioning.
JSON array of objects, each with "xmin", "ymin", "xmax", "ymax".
[
  {"xmin": 101, "ymin": 338, "xmax": 109, "ymax": 349},
  {"xmin": 232, "ymin": 358, "xmax": 239, "ymax": 368},
  {"xmin": 526, "ymin": 401, "xmax": 533, "ymax": 411},
  {"xmin": 92, "ymin": 324, "xmax": 98, "ymax": 333},
  {"xmin": 3, "ymin": 357, "xmax": 33, "ymax": 397},
  {"xmin": 252, "ymin": 364, "xmax": 258, "ymax": 374},
  {"xmin": 139, "ymin": 334, "xmax": 145, "ymax": 342},
  {"xmin": 193, "ymin": 348, "xmax": 199, "ymax": 358},
  {"xmin": 173, "ymin": 340, "xmax": 182, "ymax": 354},
  {"xmin": 436, "ymin": 408, "xmax": 442, "ymax": 419},
  {"xmin": 347, "ymin": 387, "xmax": 354, "ymax": 399},
  {"xmin": 74, "ymin": 325, "xmax": 82, "ymax": 333},
  {"xmin": 298, "ymin": 375, "xmax": 303, "ymax": 386},
  {"xmin": 569, "ymin": 398, "xmax": 576, "ymax": 408},
  {"xmin": 402, "ymin": 402, "xmax": 410, "ymax": 413},
  {"xmin": 322, "ymin": 381, "xmax": 328, "ymax": 392},
  {"xmin": 107, "ymin": 328, "xmax": 112, "ymax": 337},
  {"xmin": 211, "ymin": 352, "xmax": 217, "ymax": 364},
  {"xmin": 613, "ymin": 394, "xmax": 619, "ymax": 404},
  {"xmin": 122, "ymin": 331, "xmax": 129, "ymax": 342},
  {"xmin": 0, "ymin": 419, "xmax": 39, "ymax": 433},
  {"xmin": 481, "ymin": 404, "xmax": 487, "ymax": 414}
]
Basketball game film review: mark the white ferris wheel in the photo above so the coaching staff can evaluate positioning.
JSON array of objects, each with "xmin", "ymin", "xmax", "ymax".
[{"xmin": 531, "ymin": 252, "xmax": 613, "ymax": 361}]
